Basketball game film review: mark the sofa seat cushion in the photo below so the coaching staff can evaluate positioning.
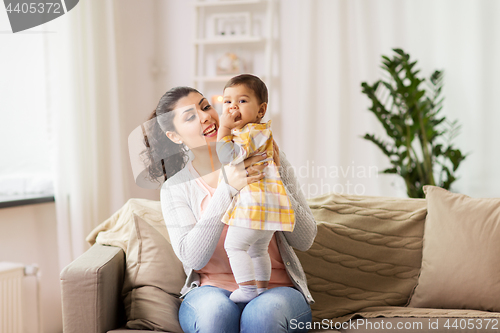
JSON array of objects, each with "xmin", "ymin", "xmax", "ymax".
[
  {"xmin": 309, "ymin": 306, "xmax": 500, "ymax": 333},
  {"xmin": 299, "ymin": 193, "xmax": 427, "ymax": 321}
]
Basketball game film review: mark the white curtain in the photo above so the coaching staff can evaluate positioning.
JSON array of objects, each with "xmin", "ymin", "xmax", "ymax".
[
  {"xmin": 279, "ymin": 0, "xmax": 500, "ymax": 199},
  {"xmin": 46, "ymin": 1, "xmax": 129, "ymax": 269}
]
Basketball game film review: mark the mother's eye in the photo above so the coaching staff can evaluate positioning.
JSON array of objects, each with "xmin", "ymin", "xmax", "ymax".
[{"xmin": 202, "ymin": 104, "xmax": 213, "ymax": 111}]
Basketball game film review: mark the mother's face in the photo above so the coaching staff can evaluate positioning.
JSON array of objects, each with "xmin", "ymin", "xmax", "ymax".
[{"xmin": 165, "ymin": 92, "xmax": 220, "ymax": 150}]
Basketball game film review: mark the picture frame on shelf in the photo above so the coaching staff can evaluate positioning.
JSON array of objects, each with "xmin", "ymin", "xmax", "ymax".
[{"xmin": 211, "ymin": 12, "xmax": 252, "ymax": 39}]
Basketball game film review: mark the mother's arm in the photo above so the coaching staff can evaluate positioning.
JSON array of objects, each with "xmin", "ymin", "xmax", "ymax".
[
  {"xmin": 161, "ymin": 181, "xmax": 234, "ymax": 270},
  {"xmin": 279, "ymin": 151, "xmax": 317, "ymax": 251},
  {"xmin": 161, "ymin": 155, "xmax": 266, "ymax": 270}
]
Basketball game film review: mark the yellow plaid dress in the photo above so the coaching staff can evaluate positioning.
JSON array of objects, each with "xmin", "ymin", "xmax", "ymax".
[{"xmin": 217, "ymin": 120, "xmax": 295, "ymax": 232}]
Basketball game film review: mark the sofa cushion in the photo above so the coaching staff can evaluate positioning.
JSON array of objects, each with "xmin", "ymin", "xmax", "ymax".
[
  {"xmin": 408, "ymin": 186, "xmax": 500, "ymax": 312},
  {"xmin": 87, "ymin": 198, "xmax": 165, "ymax": 252},
  {"xmin": 299, "ymin": 193, "xmax": 427, "ymax": 321},
  {"xmin": 122, "ymin": 214, "xmax": 185, "ymax": 332}
]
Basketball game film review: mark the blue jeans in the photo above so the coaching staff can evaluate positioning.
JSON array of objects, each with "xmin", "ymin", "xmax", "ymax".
[{"xmin": 179, "ymin": 286, "xmax": 312, "ymax": 333}]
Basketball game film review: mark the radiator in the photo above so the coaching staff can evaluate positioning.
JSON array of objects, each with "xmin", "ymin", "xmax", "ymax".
[{"xmin": 0, "ymin": 263, "xmax": 24, "ymax": 333}]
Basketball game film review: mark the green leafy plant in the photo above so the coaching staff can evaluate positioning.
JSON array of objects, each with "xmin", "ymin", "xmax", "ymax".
[{"xmin": 361, "ymin": 48, "xmax": 467, "ymax": 198}]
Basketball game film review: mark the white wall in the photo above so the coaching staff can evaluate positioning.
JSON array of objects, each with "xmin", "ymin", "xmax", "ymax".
[
  {"xmin": 111, "ymin": 0, "xmax": 195, "ymax": 202},
  {"xmin": 112, "ymin": 0, "xmax": 163, "ymax": 202},
  {"xmin": 0, "ymin": 202, "xmax": 61, "ymax": 333}
]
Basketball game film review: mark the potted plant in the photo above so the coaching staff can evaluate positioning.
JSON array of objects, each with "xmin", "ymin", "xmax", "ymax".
[{"xmin": 361, "ymin": 48, "xmax": 467, "ymax": 198}]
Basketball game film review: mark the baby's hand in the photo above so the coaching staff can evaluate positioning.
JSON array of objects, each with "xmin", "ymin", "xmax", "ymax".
[{"xmin": 220, "ymin": 108, "xmax": 242, "ymax": 131}]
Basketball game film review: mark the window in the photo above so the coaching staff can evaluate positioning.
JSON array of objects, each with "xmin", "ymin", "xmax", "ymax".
[{"xmin": 0, "ymin": 11, "xmax": 54, "ymax": 204}]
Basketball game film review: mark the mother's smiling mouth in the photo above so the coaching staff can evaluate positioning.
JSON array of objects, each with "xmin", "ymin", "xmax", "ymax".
[{"xmin": 203, "ymin": 123, "xmax": 217, "ymax": 137}]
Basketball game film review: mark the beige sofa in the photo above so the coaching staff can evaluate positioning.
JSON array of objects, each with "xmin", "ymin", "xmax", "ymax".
[{"xmin": 60, "ymin": 188, "xmax": 500, "ymax": 333}]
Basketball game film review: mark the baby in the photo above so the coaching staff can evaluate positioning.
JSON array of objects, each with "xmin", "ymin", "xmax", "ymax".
[{"xmin": 216, "ymin": 74, "xmax": 295, "ymax": 303}]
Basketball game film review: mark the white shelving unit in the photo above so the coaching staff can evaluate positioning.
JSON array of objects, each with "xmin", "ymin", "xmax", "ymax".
[{"xmin": 193, "ymin": 0, "xmax": 277, "ymax": 114}]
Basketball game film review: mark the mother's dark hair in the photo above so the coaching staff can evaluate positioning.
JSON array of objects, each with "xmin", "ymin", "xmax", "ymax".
[{"xmin": 141, "ymin": 86, "xmax": 201, "ymax": 183}]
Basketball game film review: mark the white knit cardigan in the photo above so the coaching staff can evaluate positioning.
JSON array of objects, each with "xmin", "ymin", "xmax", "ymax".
[{"xmin": 160, "ymin": 151, "xmax": 317, "ymax": 304}]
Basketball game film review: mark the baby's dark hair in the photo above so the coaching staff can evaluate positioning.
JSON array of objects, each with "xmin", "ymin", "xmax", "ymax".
[
  {"xmin": 141, "ymin": 86, "xmax": 200, "ymax": 183},
  {"xmin": 224, "ymin": 74, "xmax": 268, "ymax": 104}
]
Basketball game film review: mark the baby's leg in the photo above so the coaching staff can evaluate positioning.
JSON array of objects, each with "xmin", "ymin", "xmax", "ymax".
[
  {"xmin": 248, "ymin": 230, "xmax": 274, "ymax": 294},
  {"xmin": 224, "ymin": 226, "xmax": 264, "ymax": 303}
]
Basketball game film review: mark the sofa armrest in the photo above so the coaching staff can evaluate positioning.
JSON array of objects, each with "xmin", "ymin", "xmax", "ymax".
[{"xmin": 60, "ymin": 244, "xmax": 126, "ymax": 333}]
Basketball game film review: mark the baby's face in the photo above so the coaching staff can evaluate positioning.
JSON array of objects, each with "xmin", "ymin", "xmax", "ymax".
[{"xmin": 223, "ymin": 84, "xmax": 264, "ymax": 130}]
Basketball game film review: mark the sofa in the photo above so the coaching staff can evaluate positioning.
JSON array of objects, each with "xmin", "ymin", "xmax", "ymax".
[{"xmin": 60, "ymin": 186, "xmax": 500, "ymax": 333}]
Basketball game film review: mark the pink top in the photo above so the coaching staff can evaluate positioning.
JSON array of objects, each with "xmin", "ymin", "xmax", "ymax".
[{"xmin": 188, "ymin": 161, "xmax": 294, "ymax": 292}]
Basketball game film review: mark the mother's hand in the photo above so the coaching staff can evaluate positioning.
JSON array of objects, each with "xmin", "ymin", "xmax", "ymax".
[
  {"xmin": 223, "ymin": 153, "xmax": 267, "ymax": 191},
  {"xmin": 272, "ymin": 139, "xmax": 280, "ymax": 167}
]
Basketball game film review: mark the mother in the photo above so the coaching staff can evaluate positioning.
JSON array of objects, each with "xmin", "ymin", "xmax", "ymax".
[{"xmin": 144, "ymin": 86, "xmax": 317, "ymax": 332}]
